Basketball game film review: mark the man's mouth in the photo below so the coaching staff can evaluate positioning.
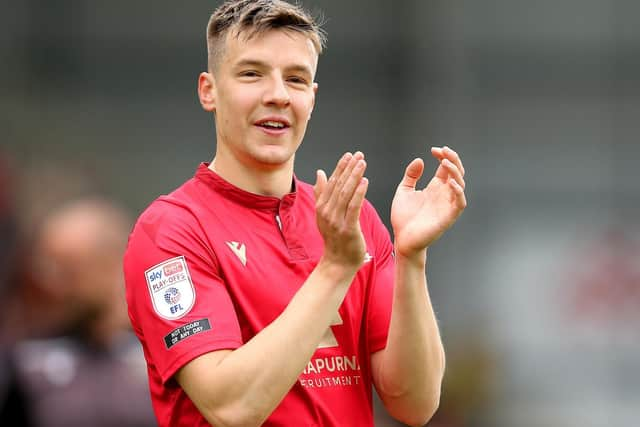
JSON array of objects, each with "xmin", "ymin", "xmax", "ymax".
[
  {"xmin": 259, "ymin": 121, "xmax": 287, "ymax": 129},
  {"xmin": 255, "ymin": 117, "xmax": 291, "ymax": 130}
]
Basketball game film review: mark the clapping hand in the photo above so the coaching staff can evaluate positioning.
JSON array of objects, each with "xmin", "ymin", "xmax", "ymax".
[{"xmin": 391, "ymin": 146, "xmax": 467, "ymax": 260}]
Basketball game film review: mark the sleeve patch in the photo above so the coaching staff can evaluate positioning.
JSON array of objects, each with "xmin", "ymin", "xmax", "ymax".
[
  {"xmin": 164, "ymin": 318, "xmax": 212, "ymax": 349},
  {"xmin": 145, "ymin": 256, "xmax": 196, "ymax": 320}
]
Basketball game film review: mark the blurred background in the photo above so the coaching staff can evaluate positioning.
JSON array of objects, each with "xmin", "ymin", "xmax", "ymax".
[{"xmin": 2, "ymin": 0, "xmax": 639, "ymax": 426}]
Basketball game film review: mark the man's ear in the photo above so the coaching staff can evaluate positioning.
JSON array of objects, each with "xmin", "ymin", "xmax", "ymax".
[{"xmin": 198, "ymin": 72, "xmax": 216, "ymax": 112}]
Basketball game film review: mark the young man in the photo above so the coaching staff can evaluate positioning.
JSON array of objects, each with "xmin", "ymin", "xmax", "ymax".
[{"xmin": 124, "ymin": 1, "xmax": 467, "ymax": 426}]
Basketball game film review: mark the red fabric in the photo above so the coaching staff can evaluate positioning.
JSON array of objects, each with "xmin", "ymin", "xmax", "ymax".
[{"xmin": 124, "ymin": 163, "xmax": 394, "ymax": 426}]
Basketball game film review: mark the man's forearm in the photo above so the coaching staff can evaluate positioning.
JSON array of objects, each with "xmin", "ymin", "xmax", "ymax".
[
  {"xmin": 179, "ymin": 259, "xmax": 358, "ymax": 427},
  {"xmin": 373, "ymin": 249, "xmax": 445, "ymax": 426}
]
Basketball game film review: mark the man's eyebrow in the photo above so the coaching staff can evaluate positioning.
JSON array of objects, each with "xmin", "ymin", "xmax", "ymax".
[
  {"xmin": 286, "ymin": 64, "xmax": 313, "ymax": 77},
  {"xmin": 234, "ymin": 59, "xmax": 268, "ymax": 69}
]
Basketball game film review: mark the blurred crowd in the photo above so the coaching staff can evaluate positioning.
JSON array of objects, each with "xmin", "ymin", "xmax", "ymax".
[{"xmin": 0, "ymin": 151, "xmax": 156, "ymax": 427}]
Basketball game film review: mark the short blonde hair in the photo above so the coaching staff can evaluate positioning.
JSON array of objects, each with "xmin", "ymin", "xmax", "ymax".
[{"xmin": 206, "ymin": 0, "xmax": 326, "ymax": 72}]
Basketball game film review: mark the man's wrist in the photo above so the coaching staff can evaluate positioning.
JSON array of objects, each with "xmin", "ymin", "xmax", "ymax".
[
  {"xmin": 394, "ymin": 246, "xmax": 428, "ymax": 269},
  {"xmin": 315, "ymin": 255, "xmax": 360, "ymax": 285}
]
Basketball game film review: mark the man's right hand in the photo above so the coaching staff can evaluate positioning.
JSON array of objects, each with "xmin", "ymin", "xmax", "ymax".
[{"xmin": 313, "ymin": 151, "xmax": 369, "ymax": 271}]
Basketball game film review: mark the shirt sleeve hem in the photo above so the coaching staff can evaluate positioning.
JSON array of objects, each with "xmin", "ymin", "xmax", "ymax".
[{"xmin": 369, "ymin": 335, "xmax": 388, "ymax": 354}]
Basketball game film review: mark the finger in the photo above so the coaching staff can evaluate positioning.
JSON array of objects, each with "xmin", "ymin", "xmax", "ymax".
[
  {"xmin": 449, "ymin": 178, "xmax": 467, "ymax": 210},
  {"xmin": 326, "ymin": 152, "xmax": 364, "ymax": 212},
  {"xmin": 432, "ymin": 146, "xmax": 466, "ymax": 178},
  {"xmin": 442, "ymin": 146, "xmax": 465, "ymax": 177},
  {"xmin": 325, "ymin": 152, "xmax": 353, "ymax": 196},
  {"xmin": 314, "ymin": 169, "xmax": 327, "ymax": 202},
  {"xmin": 431, "ymin": 146, "xmax": 444, "ymax": 161},
  {"xmin": 335, "ymin": 158, "xmax": 367, "ymax": 215},
  {"xmin": 434, "ymin": 161, "xmax": 449, "ymax": 182},
  {"xmin": 399, "ymin": 158, "xmax": 424, "ymax": 189},
  {"xmin": 442, "ymin": 159, "xmax": 465, "ymax": 189},
  {"xmin": 333, "ymin": 151, "xmax": 364, "ymax": 196},
  {"xmin": 345, "ymin": 177, "xmax": 369, "ymax": 226}
]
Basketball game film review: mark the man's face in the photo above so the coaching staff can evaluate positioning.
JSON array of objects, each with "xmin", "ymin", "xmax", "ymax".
[{"xmin": 201, "ymin": 29, "xmax": 319, "ymax": 170}]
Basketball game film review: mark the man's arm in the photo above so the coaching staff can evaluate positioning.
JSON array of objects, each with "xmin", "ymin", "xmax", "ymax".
[
  {"xmin": 176, "ymin": 153, "xmax": 369, "ymax": 427},
  {"xmin": 372, "ymin": 146, "xmax": 467, "ymax": 427}
]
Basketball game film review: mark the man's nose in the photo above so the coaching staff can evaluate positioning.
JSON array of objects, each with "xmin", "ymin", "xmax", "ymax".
[{"xmin": 263, "ymin": 75, "xmax": 291, "ymax": 107}]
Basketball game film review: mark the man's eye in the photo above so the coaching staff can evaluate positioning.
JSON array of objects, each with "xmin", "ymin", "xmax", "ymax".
[
  {"xmin": 287, "ymin": 77, "xmax": 308, "ymax": 85},
  {"xmin": 239, "ymin": 71, "xmax": 260, "ymax": 77}
]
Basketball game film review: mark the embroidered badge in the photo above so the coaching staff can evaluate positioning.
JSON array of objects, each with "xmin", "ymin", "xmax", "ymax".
[{"xmin": 145, "ymin": 256, "xmax": 195, "ymax": 320}]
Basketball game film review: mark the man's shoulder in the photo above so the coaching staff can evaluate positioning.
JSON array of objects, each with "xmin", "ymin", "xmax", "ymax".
[
  {"xmin": 126, "ymin": 177, "xmax": 205, "ymax": 250},
  {"xmin": 138, "ymin": 177, "xmax": 201, "ymax": 224},
  {"xmin": 361, "ymin": 197, "xmax": 379, "ymax": 218}
]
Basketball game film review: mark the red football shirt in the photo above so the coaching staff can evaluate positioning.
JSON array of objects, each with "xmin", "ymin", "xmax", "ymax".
[{"xmin": 124, "ymin": 163, "xmax": 395, "ymax": 426}]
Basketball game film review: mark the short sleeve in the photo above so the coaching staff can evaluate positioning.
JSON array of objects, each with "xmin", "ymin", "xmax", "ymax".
[
  {"xmin": 124, "ymin": 202, "xmax": 243, "ymax": 384},
  {"xmin": 362, "ymin": 202, "xmax": 395, "ymax": 353}
]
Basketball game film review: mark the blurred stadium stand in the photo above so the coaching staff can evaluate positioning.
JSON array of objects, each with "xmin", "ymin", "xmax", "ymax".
[{"xmin": 2, "ymin": 1, "xmax": 639, "ymax": 426}]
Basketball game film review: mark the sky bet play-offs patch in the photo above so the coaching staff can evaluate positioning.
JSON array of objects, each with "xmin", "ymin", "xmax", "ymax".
[{"xmin": 145, "ymin": 256, "xmax": 196, "ymax": 320}]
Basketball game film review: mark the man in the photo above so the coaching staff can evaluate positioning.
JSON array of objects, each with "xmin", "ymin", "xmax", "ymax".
[
  {"xmin": 14, "ymin": 198, "xmax": 156, "ymax": 427},
  {"xmin": 124, "ymin": 1, "xmax": 467, "ymax": 426}
]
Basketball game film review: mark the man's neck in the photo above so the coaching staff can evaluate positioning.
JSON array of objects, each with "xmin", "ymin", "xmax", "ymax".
[{"xmin": 209, "ymin": 157, "xmax": 295, "ymax": 199}]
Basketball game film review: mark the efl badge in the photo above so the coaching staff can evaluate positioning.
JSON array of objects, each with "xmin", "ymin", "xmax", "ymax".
[{"xmin": 145, "ymin": 256, "xmax": 195, "ymax": 320}]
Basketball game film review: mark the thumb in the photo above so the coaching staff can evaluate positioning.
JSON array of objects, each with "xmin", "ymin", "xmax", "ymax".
[{"xmin": 399, "ymin": 158, "xmax": 424, "ymax": 189}]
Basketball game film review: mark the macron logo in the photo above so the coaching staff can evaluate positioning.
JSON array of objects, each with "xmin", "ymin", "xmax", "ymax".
[{"xmin": 226, "ymin": 241, "xmax": 247, "ymax": 266}]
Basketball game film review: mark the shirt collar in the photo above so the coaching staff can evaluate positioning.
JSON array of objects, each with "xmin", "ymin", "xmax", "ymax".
[{"xmin": 194, "ymin": 163, "xmax": 298, "ymax": 211}]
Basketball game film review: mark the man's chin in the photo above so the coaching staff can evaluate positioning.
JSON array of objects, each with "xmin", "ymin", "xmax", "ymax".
[{"xmin": 251, "ymin": 149, "xmax": 295, "ymax": 168}]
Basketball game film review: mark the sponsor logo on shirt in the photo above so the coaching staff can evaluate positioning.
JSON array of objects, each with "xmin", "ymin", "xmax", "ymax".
[
  {"xmin": 317, "ymin": 311, "xmax": 343, "ymax": 349},
  {"xmin": 226, "ymin": 241, "xmax": 247, "ymax": 266},
  {"xmin": 303, "ymin": 311, "xmax": 363, "ymax": 389},
  {"xmin": 299, "ymin": 354, "xmax": 362, "ymax": 389},
  {"xmin": 145, "ymin": 256, "xmax": 195, "ymax": 320}
]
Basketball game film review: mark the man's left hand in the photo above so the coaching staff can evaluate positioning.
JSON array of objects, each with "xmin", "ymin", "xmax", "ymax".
[{"xmin": 391, "ymin": 146, "xmax": 467, "ymax": 260}]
